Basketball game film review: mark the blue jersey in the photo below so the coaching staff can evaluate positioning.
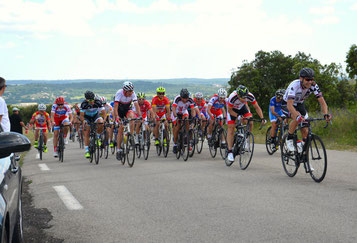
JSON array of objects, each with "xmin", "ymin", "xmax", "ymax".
[
  {"xmin": 269, "ymin": 96, "xmax": 282, "ymax": 112},
  {"xmin": 110, "ymin": 101, "xmax": 115, "ymax": 107}
]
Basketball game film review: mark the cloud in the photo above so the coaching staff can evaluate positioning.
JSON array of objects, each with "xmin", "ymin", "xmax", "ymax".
[
  {"xmin": 313, "ymin": 15, "xmax": 340, "ymax": 24},
  {"xmin": 309, "ymin": 6, "xmax": 335, "ymax": 15},
  {"xmin": 351, "ymin": 1, "xmax": 357, "ymax": 10},
  {"xmin": 0, "ymin": 41, "xmax": 16, "ymax": 49}
]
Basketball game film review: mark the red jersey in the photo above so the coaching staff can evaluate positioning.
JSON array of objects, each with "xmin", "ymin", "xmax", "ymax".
[
  {"xmin": 132, "ymin": 100, "xmax": 152, "ymax": 118},
  {"xmin": 31, "ymin": 111, "xmax": 50, "ymax": 127},
  {"xmin": 194, "ymin": 98, "xmax": 208, "ymax": 113},
  {"xmin": 151, "ymin": 96, "xmax": 170, "ymax": 116}
]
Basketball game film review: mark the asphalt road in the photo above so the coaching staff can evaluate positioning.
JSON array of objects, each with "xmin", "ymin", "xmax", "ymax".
[{"xmin": 23, "ymin": 139, "xmax": 357, "ymax": 242}]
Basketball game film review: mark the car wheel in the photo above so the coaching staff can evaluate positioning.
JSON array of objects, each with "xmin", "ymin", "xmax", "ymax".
[{"xmin": 12, "ymin": 189, "xmax": 24, "ymax": 243}]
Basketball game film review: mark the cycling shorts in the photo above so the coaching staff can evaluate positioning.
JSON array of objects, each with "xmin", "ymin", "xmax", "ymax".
[
  {"xmin": 227, "ymin": 106, "xmax": 252, "ymax": 125},
  {"xmin": 269, "ymin": 110, "xmax": 283, "ymax": 122}
]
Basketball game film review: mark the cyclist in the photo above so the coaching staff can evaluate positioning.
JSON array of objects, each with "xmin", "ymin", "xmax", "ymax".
[
  {"xmin": 194, "ymin": 92, "xmax": 208, "ymax": 134},
  {"xmin": 99, "ymin": 96, "xmax": 114, "ymax": 147},
  {"xmin": 151, "ymin": 87, "xmax": 171, "ymax": 145},
  {"xmin": 80, "ymin": 91, "xmax": 106, "ymax": 158},
  {"xmin": 51, "ymin": 97, "xmax": 73, "ymax": 157},
  {"xmin": 72, "ymin": 103, "xmax": 81, "ymax": 138},
  {"xmin": 113, "ymin": 81, "xmax": 141, "ymax": 160},
  {"xmin": 133, "ymin": 92, "xmax": 155, "ymax": 144},
  {"xmin": 282, "ymin": 68, "xmax": 330, "ymax": 152},
  {"xmin": 226, "ymin": 85, "xmax": 265, "ymax": 163},
  {"xmin": 29, "ymin": 104, "xmax": 51, "ymax": 153},
  {"xmin": 269, "ymin": 89, "xmax": 285, "ymax": 145},
  {"xmin": 207, "ymin": 88, "xmax": 227, "ymax": 140},
  {"xmin": 172, "ymin": 88, "xmax": 196, "ymax": 153}
]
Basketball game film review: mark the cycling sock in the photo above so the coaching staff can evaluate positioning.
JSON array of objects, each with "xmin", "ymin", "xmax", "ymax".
[
  {"xmin": 85, "ymin": 146, "xmax": 89, "ymax": 151},
  {"xmin": 228, "ymin": 149, "xmax": 232, "ymax": 153}
]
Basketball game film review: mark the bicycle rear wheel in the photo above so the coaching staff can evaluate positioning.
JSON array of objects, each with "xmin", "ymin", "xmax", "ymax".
[
  {"xmin": 265, "ymin": 127, "xmax": 276, "ymax": 155},
  {"xmin": 219, "ymin": 129, "xmax": 227, "ymax": 160},
  {"xmin": 126, "ymin": 134, "xmax": 135, "ymax": 167},
  {"xmin": 188, "ymin": 129, "xmax": 195, "ymax": 158},
  {"xmin": 281, "ymin": 134, "xmax": 299, "ymax": 177},
  {"xmin": 182, "ymin": 129, "xmax": 190, "ymax": 161},
  {"xmin": 239, "ymin": 132, "xmax": 254, "ymax": 170},
  {"xmin": 95, "ymin": 138, "xmax": 100, "ymax": 164},
  {"xmin": 196, "ymin": 127, "xmax": 204, "ymax": 154},
  {"xmin": 208, "ymin": 136, "xmax": 217, "ymax": 158},
  {"xmin": 308, "ymin": 135, "xmax": 327, "ymax": 183},
  {"xmin": 59, "ymin": 132, "xmax": 64, "ymax": 162},
  {"xmin": 176, "ymin": 132, "xmax": 182, "ymax": 160},
  {"xmin": 89, "ymin": 137, "xmax": 94, "ymax": 163}
]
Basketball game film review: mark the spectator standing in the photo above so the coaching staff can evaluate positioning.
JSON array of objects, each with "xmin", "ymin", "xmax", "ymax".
[
  {"xmin": 0, "ymin": 77, "xmax": 10, "ymax": 132},
  {"xmin": 10, "ymin": 107, "xmax": 27, "ymax": 134}
]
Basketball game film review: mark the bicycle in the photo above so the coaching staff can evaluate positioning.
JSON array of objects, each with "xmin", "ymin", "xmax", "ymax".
[
  {"xmin": 87, "ymin": 122, "xmax": 103, "ymax": 164},
  {"xmin": 116, "ymin": 118, "xmax": 140, "ymax": 167},
  {"xmin": 194, "ymin": 117, "xmax": 207, "ymax": 154},
  {"xmin": 175, "ymin": 118, "xmax": 194, "ymax": 161},
  {"xmin": 35, "ymin": 127, "xmax": 47, "ymax": 160},
  {"xmin": 208, "ymin": 117, "xmax": 227, "ymax": 160},
  {"xmin": 57, "ymin": 124, "xmax": 71, "ymax": 163},
  {"xmin": 136, "ymin": 120, "xmax": 152, "ymax": 160},
  {"xmin": 100, "ymin": 123, "xmax": 111, "ymax": 159},
  {"xmin": 281, "ymin": 118, "xmax": 329, "ymax": 183},
  {"xmin": 265, "ymin": 116, "xmax": 288, "ymax": 155},
  {"xmin": 111, "ymin": 124, "xmax": 118, "ymax": 155},
  {"xmin": 225, "ymin": 117, "xmax": 263, "ymax": 169},
  {"xmin": 155, "ymin": 118, "xmax": 171, "ymax": 158}
]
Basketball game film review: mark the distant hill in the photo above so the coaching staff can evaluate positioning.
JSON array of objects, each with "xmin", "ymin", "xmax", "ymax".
[
  {"xmin": 5, "ymin": 79, "xmax": 229, "ymax": 105},
  {"xmin": 7, "ymin": 78, "xmax": 228, "ymax": 85}
]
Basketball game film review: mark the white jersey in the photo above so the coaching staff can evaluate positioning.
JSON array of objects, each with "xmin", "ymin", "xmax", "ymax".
[
  {"xmin": 114, "ymin": 89, "xmax": 138, "ymax": 110},
  {"xmin": 283, "ymin": 79, "xmax": 322, "ymax": 105},
  {"xmin": 227, "ymin": 91, "xmax": 256, "ymax": 110},
  {"xmin": 172, "ymin": 96, "xmax": 196, "ymax": 114}
]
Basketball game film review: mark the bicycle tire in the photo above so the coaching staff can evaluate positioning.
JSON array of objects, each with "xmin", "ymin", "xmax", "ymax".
[
  {"xmin": 95, "ymin": 137, "xmax": 100, "ymax": 164},
  {"xmin": 89, "ymin": 136, "xmax": 94, "ymax": 163},
  {"xmin": 239, "ymin": 132, "xmax": 254, "ymax": 170},
  {"xmin": 196, "ymin": 127, "xmax": 204, "ymax": 154},
  {"xmin": 121, "ymin": 136, "xmax": 126, "ymax": 165},
  {"xmin": 219, "ymin": 128, "xmax": 227, "ymax": 160},
  {"xmin": 59, "ymin": 131, "xmax": 64, "ymax": 163},
  {"xmin": 281, "ymin": 134, "xmax": 299, "ymax": 177},
  {"xmin": 176, "ymin": 132, "xmax": 182, "ymax": 160},
  {"xmin": 39, "ymin": 132, "xmax": 43, "ymax": 160},
  {"xmin": 143, "ymin": 130, "xmax": 150, "ymax": 160},
  {"xmin": 208, "ymin": 136, "xmax": 217, "ymax": 158},
  {"xmin": 308, "ymin": 135, "xmax": 327, "ymax": 183},
  {"xmin": 163, "ymin": 129, "xmax": 170, "ymax": 158},
  {"xmin": 188, "ymin": 129, "xmax": 195, "ymax": 158},
  {"xmin": 182, "ymin": 128, "xmax": 190, "ymax": 161},
  {"xmin": 126, "ymin": 134, "xmax": 135, "ymax": 167},
  {"xmin": 265, "ymin": 127, "xmax": 276, "ymax": 155}
]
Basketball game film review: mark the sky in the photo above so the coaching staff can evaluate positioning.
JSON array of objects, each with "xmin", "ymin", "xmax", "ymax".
[{"xmin": 0, "ymin": 0, "xmax": 356, "ymax": 80}]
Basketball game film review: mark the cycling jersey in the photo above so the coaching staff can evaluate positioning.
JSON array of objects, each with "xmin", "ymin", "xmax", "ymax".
[
  {"xmin": 103, "ymin": 104, "xmax": 114, "ymax": 122},
  {"xmin": 208, "ymin": 95, "xmax": 227, "ymax": 116},
  {"xmin": 32, "ymin": 111, "xmax": 50, "ymax": 128},
  {"xmin": 283, "ymin": 79, "xmax": 322, "ymax": 105},
  {"xmin": 194, "ymin": 98, "xmax": 208, "ymax": 113},
  {"xmin": 132, "ymin": 100, "xmax": 152, "ymax": 118},
  {"xmin": 114, "ymin": 89, "xmax": 138, "ymax": 118},
  {"xmin": 172, "ymin": 96, "xmax": 195, "ymax": 114},
  {"xmin": 151, "ymin": 96, "xmax": 170, "ymax": 117},
  {"xmin": 80, "ymin": 99, "xmax": 104, "ymax": 117},
  {"xmin": 227, "ymin": 91, "xmax": 256, "ymax": 110},
  {"xmin": 269, "ymin": 96, "xmax": 282, "ymax": 112},
  {"xmin": 51, "ymin": 103, "xmax": 72, "ymax": 119}
]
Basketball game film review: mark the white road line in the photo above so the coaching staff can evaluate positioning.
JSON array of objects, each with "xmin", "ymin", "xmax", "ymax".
[
  {"xmin": 53, "ymin": 186, "xmax": 83, "ymax": 210},
  {"xmin": 38, "ymin": 163, "xmax": 50, "ymax": 171}
]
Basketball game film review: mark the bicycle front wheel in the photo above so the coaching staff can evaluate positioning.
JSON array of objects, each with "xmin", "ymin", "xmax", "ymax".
[
  {"xmin": 239, "ymin": 132, "xmax": 254, "ymax": 170},
  {"xmin": 143, "ymin": 130, "xmax": 151, "ymax": 160},
  {"xmin": 265, "ymin": 127, "xmax": 276, "ymax": 155},
  {"xmin": 281, "ymin": 134, "xmax": 299, "ymax": 177},
  {"xmin": 59, "ymin": 133, "xmax": 64, "ymax": 162},
  {"xmin": 95, "ymin": 138, "xmax": 100, "ymax": 164},
  {"xmin": 163, "ymin": 129, "xmax": 170, "ymax": 158},
  {"xmin": 208, "ymin": 136, "xmax": 217, "ymax": 158},
  {"xmin": 126, "ymin": 134, "xmax": 135, "ymax": 167},
  {"xmin": 219, "ymin": 129, "xmax": 227, "ymax": 160},
  {"xmin": 196, "ymin": 128, "xmax": 204, "ymax": 154},
  {"xmin": 39, "ymin": 133, "xmax": 43, "ymax": 160},
  {"xmin": 308, "ymin": 135, "xmax": 327, "ymax": 183},
  {"xmin": 188, "ymin": 129, "xmax": 195, "ymax": 158}
]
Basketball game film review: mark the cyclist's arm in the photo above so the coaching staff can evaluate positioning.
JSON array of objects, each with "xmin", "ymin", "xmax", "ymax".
[
  {"xmin": 172, "ymin": 106, "xmax": 177, "ymax": 117},
  {"xmin": 80, "ymin": 111, "xmax": 85, "ymax": 122},
  {"xmin": 287, "ymin": 99, "xmax": 300, "ymax": 121},
  {"xmin": 100, "ymin": 109, "xmax": 106, "ymax": 121},
  {"xmin": 221, "ymin": 107, "xmax": 226, "ymax": 118},
  {"xmin": 68, "ymin": 112, "xmax": 74, "ymax": 124},
  {"xmin": 270, "ymin": 106, "xmax": 279, "ymax": 117},
  {"xmin": 227, "ymin": 105, "xmax": 238, "ymax": 118},
  {"xmin": 50, "ymin": 112, "xmax": 55, "ymax": 125},
  {"xmin": 252, "ymin": 102, "xmax": 264, "ymax": 120},
  {"xmin": 148, "ymin": 107, "xmax": 155, "ymax": 119},
  {"xmin": 113, "ymin": 103, "xmax": 118, "ymax": 122},
  {"xmin": 134, "ymin": 102, "xmax": 141, "ymax": 117},
  {"xmin": 165, "ymin": 105, "xmax": 170, "ymax": 118},
  {"xmin": 317, "ymin": 96, "xmax": 330, "ymax": 121}
]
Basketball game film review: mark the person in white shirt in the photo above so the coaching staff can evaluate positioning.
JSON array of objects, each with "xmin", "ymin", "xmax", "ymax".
[{"xmin": 0, "ymin": 77, "xmax": 10, "ymax": 133}]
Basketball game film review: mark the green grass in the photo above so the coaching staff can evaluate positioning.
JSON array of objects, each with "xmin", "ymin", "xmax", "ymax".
[{"xmin": 250, "ymin": 107, "xmax": 357, "ymax": 152}]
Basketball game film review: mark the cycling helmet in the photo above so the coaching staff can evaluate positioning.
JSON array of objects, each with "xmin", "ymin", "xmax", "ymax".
[
  {"xmin": 100, "ymin": 96, "xmax": 107, "ymax": 104},
  {"xmin": 299, "ymin": 68, "xmax": 314, "ymax": 79},
  {"xmin": 38, "ymin": 103, "xmax": 46, "ymax": 111},
  {"xmin": 195, "ymin": 92, "xmax": 203, "ymax": 99},
  {"xmin": 55, "ymin": 97, "xmax": 65, "ymax": 104},
  {"xmin": 123, "ymin": 81, "xmax": 134, "ymax": 91},
  {"xmin": 236, "ymin": 85, "xmax": 249, "ymax": 97},
  {"xmin": 137, "ymin": 92, "xmax": 145, "ymax": 99},
  {"xmin": 217, "ymin": 88, "xmax": 227, "ymax": 98},
  {"xmin": 84, "ymin": 91, "xmax": 95, "ymax": 100},
  {"xmin": 275, "ymin": 89, "xmax": 284, "ymax": 97},
  {"xmin": 156, "ymin": 87, "xmax": 165, "ymax": 93},
  {"xmin": 180, "ymin": 88, "xmax": 189, "ymax": 99}
]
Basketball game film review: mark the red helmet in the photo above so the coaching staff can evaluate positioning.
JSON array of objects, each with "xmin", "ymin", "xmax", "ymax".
[{"xmin": 55, "ymin": 97, "xmax": 65, "ymax": 104}]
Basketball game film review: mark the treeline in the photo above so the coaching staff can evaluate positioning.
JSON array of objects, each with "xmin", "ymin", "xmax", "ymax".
[{"xmin": 228, "ymin": 48, "xmax": 357, "ymax": 116}]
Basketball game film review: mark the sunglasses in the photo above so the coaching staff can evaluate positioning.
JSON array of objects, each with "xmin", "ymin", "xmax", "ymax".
[
  {"xmin": 305, "ymin": 78, "xmax": 314, "ymax": 82},
  {"xmin": 276, "ymin": 96, "xmax": 282, "ymax": 99},
  {"xmin": 157, "ymin": 92, "xmax": 165, "ymax": 95},
  {"xmin": 58, "ymin": 103, "xmax": 64, "ymax": 106},
  {"xmin": 0, "ymin": 85, "xmax": 7, "ymax": 89},
  {"xmin": 88, "ymin": 99, "xmax": 94, "ymax": 102},
  {"xmin": 138, "ymin": 98, "xmax": 145, "ymax": 101}
]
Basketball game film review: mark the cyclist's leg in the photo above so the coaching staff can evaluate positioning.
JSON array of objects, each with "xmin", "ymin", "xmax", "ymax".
[
  {"xmin": 127, "ymin": 111, "xmax": 136, "ymax": 135},
  {"xmin": 154, "ymin": 116, "xmax": 160, "ymax": 140}
]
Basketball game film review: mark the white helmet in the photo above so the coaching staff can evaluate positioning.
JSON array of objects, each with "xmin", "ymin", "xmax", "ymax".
[
  {"xmin": 218, "ymin": 88, "xmax": 227, "ymax": 98},
  {"xmin": 123, "ymin": 81, "xmax": 134, "ymax": 91},
  {"xmin": 100, "ymin": 96, "xmax": 107, "ymax": 104},
  {"xmin": 38, "ymin": 104, "xmax": 46, "ymax": 111},
  {"xmin": 195, "ymin": 92, "xmax": 203, "ymax": 99}
]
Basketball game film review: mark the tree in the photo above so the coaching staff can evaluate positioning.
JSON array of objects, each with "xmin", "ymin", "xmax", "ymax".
[{"xmin": 346, "ymin": 44, "xmax": 357, "ymax": 79}]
